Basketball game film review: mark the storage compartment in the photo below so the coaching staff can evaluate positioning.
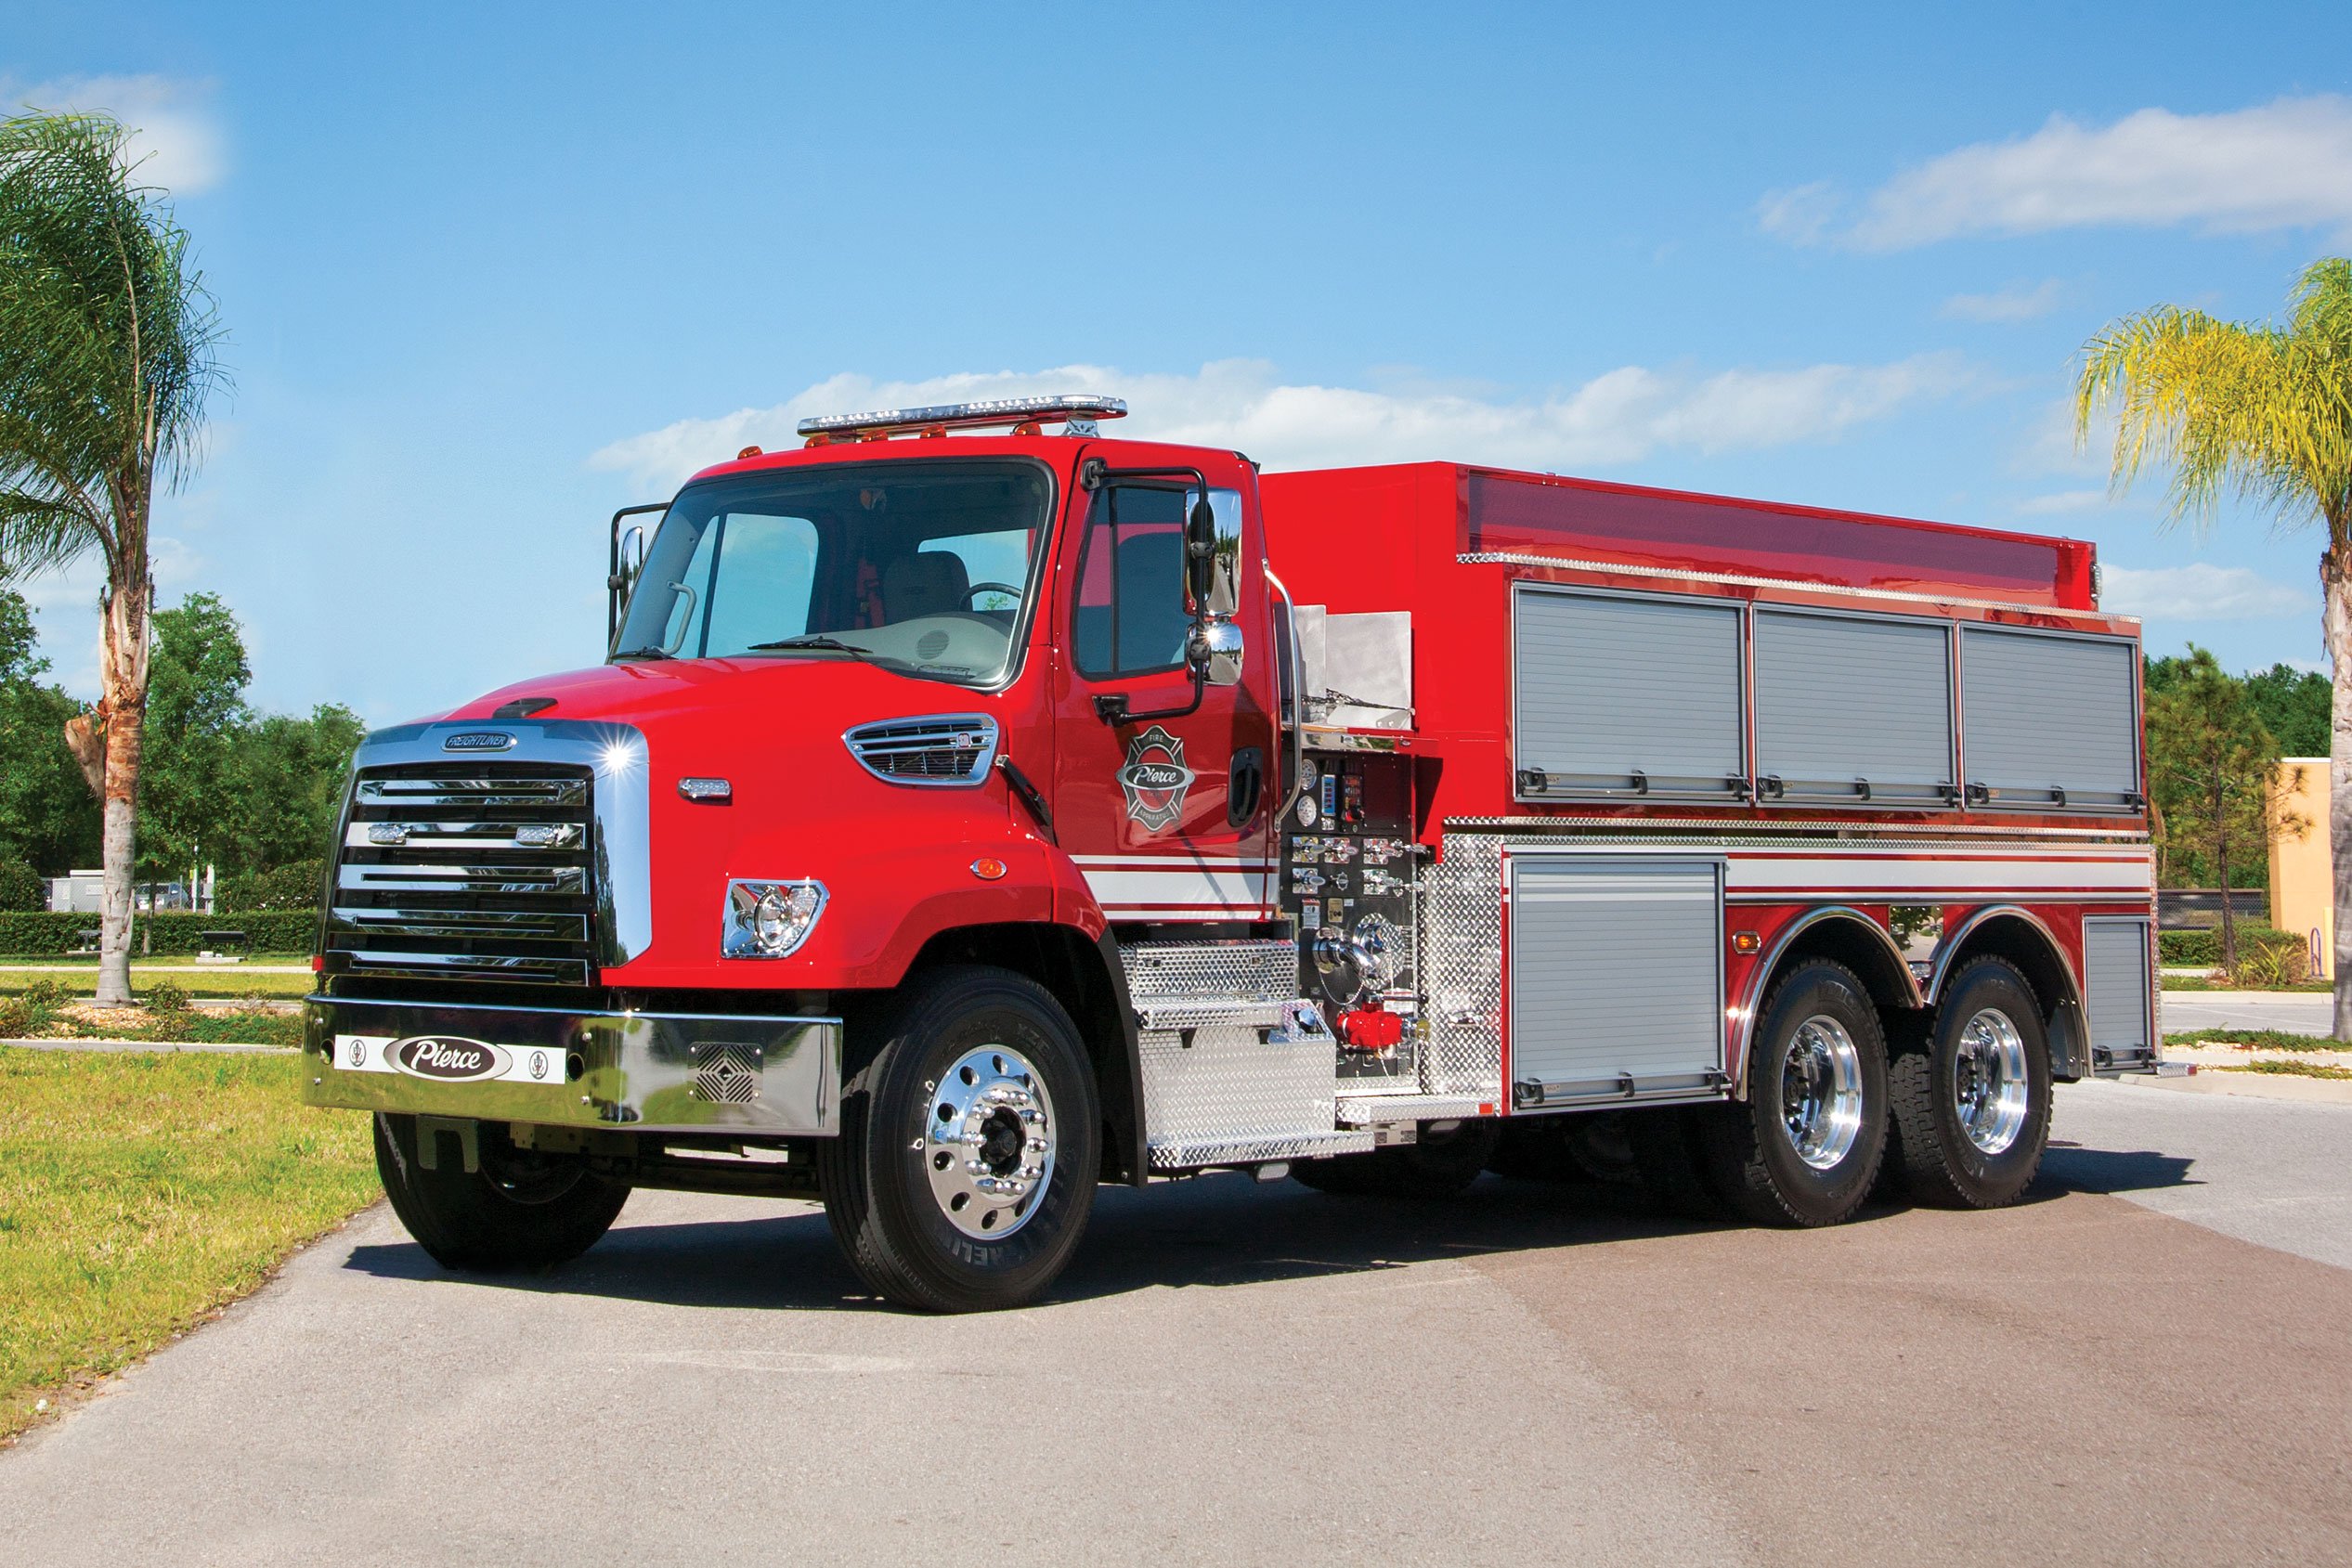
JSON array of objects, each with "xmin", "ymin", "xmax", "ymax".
[
  {"xmin": 1506, "ymin": 855, "xmax": 1726, "ymax": 1104},
  {"xmin": 1961, "ymin": 627, "xmax": 2141, "ymax": 810},
  {"xmin": 2082, "ymin": 915, "xmax": 2156, "ymax": 1071},
  {"xmin": 1754, "ymin": 608, "xmax": 1955, "ymax": 806},
  {"xmin": 1512, "ymin": 586, "xmax": 1746, "ymax": 802}
]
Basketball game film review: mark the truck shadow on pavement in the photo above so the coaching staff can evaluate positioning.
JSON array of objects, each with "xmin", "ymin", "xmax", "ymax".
[{"xmin": 340, "ymin": 1145, "xmax": 2200, "ymax": 1312}]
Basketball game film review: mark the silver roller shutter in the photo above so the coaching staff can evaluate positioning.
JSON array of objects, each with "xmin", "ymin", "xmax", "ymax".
[
  {"xmin": 1508, "ymin": 856, "xmax": 1724, "ymax": 1101},
  {"xmin": 1514, "ymin": 587, "xmax": 1746, "ymax": 801},
  {"xmin": 2082, "ymin": 917, "xmax": 2154, "ymax": 1070},
  {"xmin": 1755, "ymin": 610, "xmax": 1953, "ymax": 805},
  {"xmin": 1961, "ymin": 627, "xmax": 2140, "ymax": 810}
]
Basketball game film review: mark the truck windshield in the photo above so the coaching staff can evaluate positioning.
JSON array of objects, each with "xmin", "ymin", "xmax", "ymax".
[{"xmin": 612, "ymin": 460, "xmax": 1053, "ymax": 687}]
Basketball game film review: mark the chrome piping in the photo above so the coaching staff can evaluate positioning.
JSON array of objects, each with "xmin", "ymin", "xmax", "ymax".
[
  {"xmin": 1729, "ymin": 905, "xmax": 1921, "ymax": 1095},
  {"xmin": 339, "ymin": 719, "xmax": 653, "ymax": 968}
]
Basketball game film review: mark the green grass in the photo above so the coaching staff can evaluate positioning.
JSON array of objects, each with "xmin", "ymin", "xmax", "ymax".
[
  {"xmin": 2163, "ymin": 1029, "xmax": 2344, "ymax": 1052},
  {"xmin": 0, "ymin": 967, "xmax": 314, "ymax": 1001},
  {"xmin": 0, "ymin": 1047, "xmax": 378, "ymax": 1443},
  {"xmin": 0, "ymin": 986, "xmax": 302, "ymax": 1048},
  {"xmin": 2156, "ymin": 976, "xmax": 2334, "ymax": 992},
  {"xmin": 2218, "ymin": 1059, "xmax": 2352, "ymax": 1080}
]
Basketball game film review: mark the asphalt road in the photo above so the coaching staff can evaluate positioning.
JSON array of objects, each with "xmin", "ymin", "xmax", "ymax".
[
  {"xmin": 5, "ymin": 1082, "xmax": 2347, "ymax": 1566},
  {"xmin": 2159, "ymin": 988, "xmax": 2333, "ymax": 1035}
]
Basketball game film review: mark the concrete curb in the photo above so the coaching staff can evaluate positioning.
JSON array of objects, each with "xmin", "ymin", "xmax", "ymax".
[{"xmin": 2125, "ymin": 1071, "xmax": 2352, "ymax": 1107}]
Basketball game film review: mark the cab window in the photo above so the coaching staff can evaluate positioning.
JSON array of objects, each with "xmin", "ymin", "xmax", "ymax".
[{"xmin": 1072, "ymin": 486, "xmax": 1189, "ymax": 678}]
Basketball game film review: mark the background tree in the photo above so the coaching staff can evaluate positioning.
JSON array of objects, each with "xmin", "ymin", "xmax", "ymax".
[
  {"xmin": 137, "ymin": 590, "xmax": 253, "ymax": 881},
  {"xmin": 0, "ymin": 587, "xmax": 98, "ymax": 875},
  {"xmin": 0, "ymin": 111, "xmax": 224, "ymax": 1004},
  {"xmin": 2078, "ymin": 257, "xmax": 2352, "ymax": 1033},
  {"xmin": 2145, "ymin": 648, "xmax": 2297, "ymax": 972}
]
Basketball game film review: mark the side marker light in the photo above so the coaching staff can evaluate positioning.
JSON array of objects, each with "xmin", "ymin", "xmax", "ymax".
[
  {"xmin": 1732, "ymin": 931, "xmax": 1761, "ymax": 955},
  {"xmin": 970, "ymin": 857, "xmax": 1007, "ymax": 881}
]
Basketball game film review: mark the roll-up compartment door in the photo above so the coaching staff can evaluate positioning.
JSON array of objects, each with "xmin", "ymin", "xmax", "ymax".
[
  {"xmin": 1507, "ymin": 856, "xmax": 1725, "ymax": 1103},
  {"xmin": 2083, "ymin": 916, "xmax": 2155, "ymax": 1071},
  {"xmin": 1754, "ymin": 609, "xmax": 1953, "ymax": 805},
  {"xmin": 1961, "ymin": 627, "xmax": 2140, "ymax": 810},
  {"xmin": 1514, "ymin": 587, "xmax": 1745, "ymax": 801}
]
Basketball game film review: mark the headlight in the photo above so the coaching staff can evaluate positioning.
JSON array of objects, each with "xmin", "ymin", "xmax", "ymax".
[{"xmin": 721, "ymin": 878, "xmax": 827, "ymax": 959}]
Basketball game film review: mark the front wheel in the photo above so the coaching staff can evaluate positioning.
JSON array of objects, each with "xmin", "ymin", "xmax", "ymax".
[
  {"xmin": 819, "ymin": 966, "xmax": 1099, "ymax": 1313},
  {"xmin": 1890, "ymin": 957, "xmax": 2051, "ymax": 1208},
  {"xmin": 1696, "ymin": 959, "xmax": 1889, "ymax": 1227},
  {"xmin": 374, "ymin": 1114, "xmax": 630, "ymax": 1270}
]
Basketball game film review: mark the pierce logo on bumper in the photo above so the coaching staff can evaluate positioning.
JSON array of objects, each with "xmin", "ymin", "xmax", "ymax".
[{"xmin": 389, "ymin": 1035, "xmax": 510, "ymax": 1081}]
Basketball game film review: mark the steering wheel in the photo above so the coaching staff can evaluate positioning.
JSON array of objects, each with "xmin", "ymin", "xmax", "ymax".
[{"xmin": 962, "ymin": 581, "xmax": 1024, "ymax": 608}]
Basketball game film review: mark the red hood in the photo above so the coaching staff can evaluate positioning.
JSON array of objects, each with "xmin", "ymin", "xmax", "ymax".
[{"xmin": 447, "ymin": 655, "xmax": 982, "ymax": 733}]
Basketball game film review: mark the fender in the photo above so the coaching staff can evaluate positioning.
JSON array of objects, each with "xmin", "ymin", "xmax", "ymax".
[
  {"xmin": 1927, "ymin": 904, "xmax": 2084, "ymax": 1014},
  {"xmin": 1729, "ymin": 905, "xmax": 1920, "ymax": 1095}
]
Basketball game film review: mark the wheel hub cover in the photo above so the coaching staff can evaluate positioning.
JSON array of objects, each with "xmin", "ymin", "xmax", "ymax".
[{"xmin": 924, "ymin": 1045, "xmax": 1056, "ymax": 1240}]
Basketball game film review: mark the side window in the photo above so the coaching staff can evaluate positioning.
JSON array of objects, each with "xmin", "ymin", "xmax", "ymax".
[{"xmin": 1072, "ymin": 486, "xmax": 1191, "ymax": 678}]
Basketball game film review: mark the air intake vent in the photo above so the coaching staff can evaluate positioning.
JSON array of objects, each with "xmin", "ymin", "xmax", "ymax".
[
  {"xmin": 327, "ymin": 763, "xmax": 597, "ymax": 986},
  {"xmin": 844, "ymin": 715, "xmax": 1000, "ymax": 785}
]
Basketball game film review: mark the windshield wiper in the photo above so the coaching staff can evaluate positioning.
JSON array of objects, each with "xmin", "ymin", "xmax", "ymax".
[
  {"xmin": 748, "ymin": 635, "xmax": 872, "ymax": 654},
  {"xmin": 610, "ymin": 645, "xmax": 674, "ymax": 661}
]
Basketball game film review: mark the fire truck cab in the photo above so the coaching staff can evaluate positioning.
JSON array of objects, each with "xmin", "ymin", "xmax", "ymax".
[{"xmin": 303, "ymin": 394, "xmax": 2156, "ymax": 1312}]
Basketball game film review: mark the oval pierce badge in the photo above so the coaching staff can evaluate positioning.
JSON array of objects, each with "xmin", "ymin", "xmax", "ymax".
[{"xmin": 388, "ymin": 1036, "xmax": 509, "ymax": 1081}]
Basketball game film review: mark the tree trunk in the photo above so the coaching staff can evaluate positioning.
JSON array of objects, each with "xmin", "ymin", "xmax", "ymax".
[
  {"xmin": 92, "ymin": 577, "xmax": 149, "ymax": 1008},
  {"xmin": 2216, "ymin": 773, "xmax": 2237, "ymax": 976},
  {"xmin": 2326, "ymin": 547, "xmax": 2352, "ymax": 1040}
]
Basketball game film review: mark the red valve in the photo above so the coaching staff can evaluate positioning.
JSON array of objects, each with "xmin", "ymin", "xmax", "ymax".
[{"xmin": 1337, "ymin": 1007, "xmax": 1403, "ymax": 1051}]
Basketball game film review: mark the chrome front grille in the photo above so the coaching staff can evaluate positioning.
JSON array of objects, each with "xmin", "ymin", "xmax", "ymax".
[
  {"xmin": 328, "ymin": 764, "xmax": 598, "ymax": 986},
  {"xmin": 843, "ymin": 714, "xmax": 1000, "ymax": 784}
]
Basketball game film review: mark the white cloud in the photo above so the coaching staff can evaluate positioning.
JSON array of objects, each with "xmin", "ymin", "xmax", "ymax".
[
  {"xmin": 1764, "ymin": 96, "xmax": 2352, "ymax": 252},
  {"xmin": 590, "ymin": 356, "xmax": 1977, "ymax": 490},
  {"xmin": 1942, "ymin": 279, "xmax": 2064, "ymax": 322},
  {"xmin": 2101, "ymin": 563, "xmax": 2311, "ymax": 622},
  {"xmin": 2015, "ymin": 489, "xmax": 2110, "ymax": 515},
  {"xmin": 5, "ymin": 74, "xmax": 226, "ymax": 195}
]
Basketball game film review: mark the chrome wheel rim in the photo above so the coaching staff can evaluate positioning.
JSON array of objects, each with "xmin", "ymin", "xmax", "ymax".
[
  {"xmin": 1951, "ymin": 1007, "xmax": 2030, "ymax": 1155},
  {"xmin": 923, "ymin": 1044, "xmax": 1056, "ymax": 1240},
  {"xmin": 1780, "ymin": 1015, "xmax": 1864, "ymax": 1172}
]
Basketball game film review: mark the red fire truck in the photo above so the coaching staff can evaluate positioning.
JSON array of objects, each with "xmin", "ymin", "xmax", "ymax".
[{"xmin": 303, "ymin": 394, "xmax": 2157, "ymax": 1312}]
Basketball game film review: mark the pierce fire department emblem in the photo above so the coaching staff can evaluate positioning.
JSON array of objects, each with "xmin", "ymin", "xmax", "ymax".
[{"xmin": 1117, "ymin": 724, "xmax": 1194, "ymax": 833}]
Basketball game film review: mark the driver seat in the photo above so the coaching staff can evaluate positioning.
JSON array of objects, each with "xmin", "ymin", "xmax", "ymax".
[{"xmin": 881, "ymin": 551, "xmax": 968, "ymax": 622}]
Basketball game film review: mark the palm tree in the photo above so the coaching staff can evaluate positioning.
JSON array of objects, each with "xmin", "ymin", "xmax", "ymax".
[
  {"xmin": 0, "ymin": 110, "xmax": 224, "ymax": 1005},
  {"xmin": 2077, "ymin": 257, "xmax": 2352, "ymax": 1035}
]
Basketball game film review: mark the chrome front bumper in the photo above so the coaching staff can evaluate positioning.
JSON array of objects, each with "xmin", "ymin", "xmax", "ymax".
[{"xmin": 302, "ymin": 995, "xmax": 840, "ymax": 1135}]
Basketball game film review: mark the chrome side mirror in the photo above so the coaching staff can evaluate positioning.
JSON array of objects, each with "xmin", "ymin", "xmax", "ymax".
[{"xmin": 1189, "ymin": 618, "xmax": 1244, "ymax": 687}]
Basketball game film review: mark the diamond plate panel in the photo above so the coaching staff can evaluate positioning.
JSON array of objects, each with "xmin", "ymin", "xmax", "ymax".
[
  {"xmin": 1141, "ymin": 1014, "xmax": 1339, "ymax": 1168},
  {"xmin": 1423, "ymin": 835, "xmax": 1505, "ymax": 1099},
  {"xmin": 1121, "ymin": 939, "xmax": 1297, "ymax": 1004}
]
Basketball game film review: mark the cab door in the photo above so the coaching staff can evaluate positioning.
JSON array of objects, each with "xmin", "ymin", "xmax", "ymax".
[{"xmin": 1049, "ymin": 473, "xmax": 1276, "ymax": 924}]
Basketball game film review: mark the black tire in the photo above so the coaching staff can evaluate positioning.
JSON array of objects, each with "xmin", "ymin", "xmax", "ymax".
[
  {"xmin": 373, "ymin": 1113, "xmax": 630, "ymax": 1270},
  {"xmin": 1293, "ymin": 1119, "xmax": 1501, "ymax": 1198},
  {"xmin": 818, "ymin": 966, "xmax": 1099, "ymax": 1313},
  {"xmin": 1890, "ymin": 957, "xmax": 2052, "ymax": 1209},
  {"xmin": 1696, "ymin": 959, "xmax": 1889, "ymax": 1227}
]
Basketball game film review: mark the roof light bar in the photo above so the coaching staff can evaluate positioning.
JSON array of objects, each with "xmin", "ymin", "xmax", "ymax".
[{"xmin": 796, "ymin": 394, "xmax": 1127, "ymax": 439}]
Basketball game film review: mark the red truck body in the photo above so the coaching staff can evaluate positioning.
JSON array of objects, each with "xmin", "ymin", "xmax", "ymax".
[{"xmin": 305, "ymin": 397, "xmax": 2157, "ymax": 1311}]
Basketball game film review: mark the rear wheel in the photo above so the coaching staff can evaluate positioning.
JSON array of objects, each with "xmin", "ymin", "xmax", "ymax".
[
  {"xmin": 1293, "ymin": 1119, "xmax": 1501, "ymax": 1198},
  {"xmin": 1696, "ymin": 960, "xmax": 1889, "ymax": 1227},
  {"xmin": 819, "ymin": 966, "xmax": 1099, "ymax": 1313},
  {"xmin": 1891, "ymin": 957, "xmax": 2051, "ymax": 1208},
  {"xmin": 373, "ymin": 1113, "xmax": 630, "ymax": 1270}
]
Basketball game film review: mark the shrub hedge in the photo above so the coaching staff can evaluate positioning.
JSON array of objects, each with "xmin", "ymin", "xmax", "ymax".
[
  {"xmin": 2157, "ymin": 924, "xmax": 2307, "ymax": 968},
  {"xmin": 0, "ymin": 911, "xmax": 318, "ymax": 957}
]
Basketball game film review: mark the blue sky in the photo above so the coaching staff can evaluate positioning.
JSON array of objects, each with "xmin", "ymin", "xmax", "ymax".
[{"xmin": 9, "ymin": 1, "xmax": 2352, "ymax": 722}]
